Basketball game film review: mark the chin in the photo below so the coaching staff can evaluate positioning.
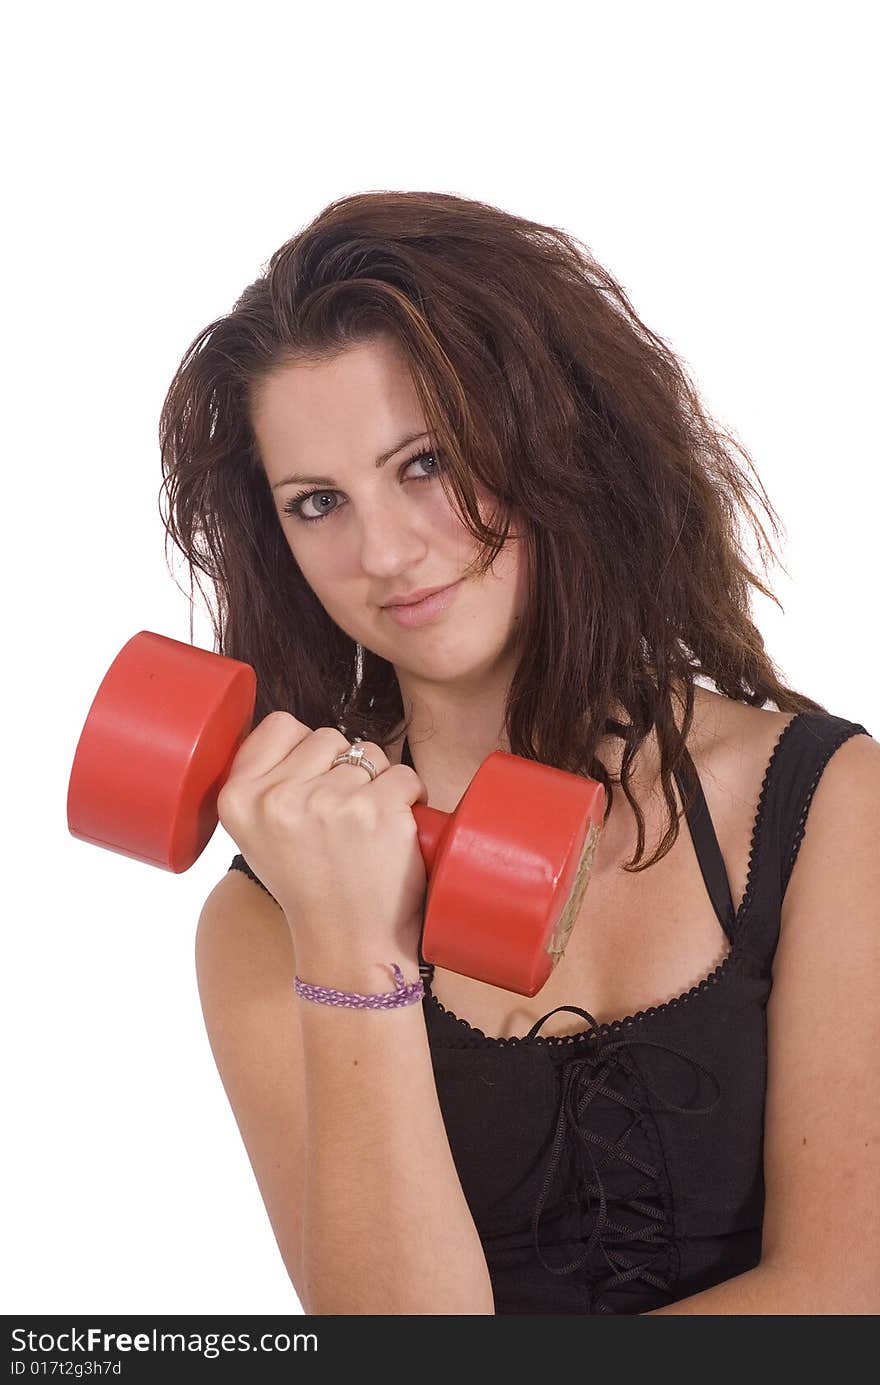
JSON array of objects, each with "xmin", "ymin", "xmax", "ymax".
[{"xmin": 422, "ymin": 638, "xmax": 509, "ymax": 681}]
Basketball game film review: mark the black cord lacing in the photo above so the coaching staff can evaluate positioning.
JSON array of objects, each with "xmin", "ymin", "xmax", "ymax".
[{"xmin": 526, "ymin": 1003, "xmax": 722, "ymax": 1312}]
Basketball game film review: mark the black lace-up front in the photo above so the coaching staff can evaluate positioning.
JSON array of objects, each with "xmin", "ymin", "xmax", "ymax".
[{"xmin": 525, "ymin": 1003, "xmax": 722, "ymax": 1312}]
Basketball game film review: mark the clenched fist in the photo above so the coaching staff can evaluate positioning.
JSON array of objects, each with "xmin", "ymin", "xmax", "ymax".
[{"xmin": 217, "ymin": 712, "xmax": 430, "ymax": 961}]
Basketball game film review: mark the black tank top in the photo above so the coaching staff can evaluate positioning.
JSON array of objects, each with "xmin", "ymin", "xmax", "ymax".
[{"xmin": 227, "ymin": 709, "xmax": 870, "ymax": 1315}]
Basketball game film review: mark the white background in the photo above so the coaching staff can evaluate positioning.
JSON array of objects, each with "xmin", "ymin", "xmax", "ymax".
[{"xmin": 3, "ymin": 0, "xmax": 877, "ymax": 1314}]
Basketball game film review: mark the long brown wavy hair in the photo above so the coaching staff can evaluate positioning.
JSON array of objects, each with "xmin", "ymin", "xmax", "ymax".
[{"xmin": 158, "ymin": 189, "xmax": 828, "ymax": 873}]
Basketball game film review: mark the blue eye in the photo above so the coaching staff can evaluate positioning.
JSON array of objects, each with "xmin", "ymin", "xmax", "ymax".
[{"xmin": 281, "ymin": 449, "xmax": 445, "ymax": 524}]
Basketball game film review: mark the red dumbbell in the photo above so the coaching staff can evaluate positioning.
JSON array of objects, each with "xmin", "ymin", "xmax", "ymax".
[{"xmin": 67, "ymin": 631, "xmax": 606, "ymax": 997}]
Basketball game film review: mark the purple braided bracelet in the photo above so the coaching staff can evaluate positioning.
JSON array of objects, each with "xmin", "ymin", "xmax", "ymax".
[{"xmin": 294, "ymin": 962, "xmax": 425, "ymax": 1010}]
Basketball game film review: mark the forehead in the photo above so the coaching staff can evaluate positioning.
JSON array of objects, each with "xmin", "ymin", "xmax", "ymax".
[
  {"xmin": 252, "ymin": 336, "xmax": 432, "ymax": 491},
  {"xmin": 251, "ymin": 334, "xmax": 421, "ymax": 440}
]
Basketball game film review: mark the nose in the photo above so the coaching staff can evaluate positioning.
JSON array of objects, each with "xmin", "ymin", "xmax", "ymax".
[{"xmin": 355, "ymin": 498, "xmax": 429, "ymax": 577}]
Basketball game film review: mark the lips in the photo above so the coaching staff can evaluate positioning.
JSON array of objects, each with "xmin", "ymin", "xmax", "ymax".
[
  {"xmin": 384, "ymin": 582, "xmax": 457, "ymax": 608},
  {"xmin": 382, "ymin": 579, "xmax": 463, "ymax": 628}
]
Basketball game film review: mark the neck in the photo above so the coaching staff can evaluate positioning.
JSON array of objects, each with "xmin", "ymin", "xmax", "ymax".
[
  {"xmin": 387, "ymin": 689, "xmax": 511, "ymax": 815},
  {"xmin": 388, "ymin": 678, "xmax": 707, "ymax": 815}
]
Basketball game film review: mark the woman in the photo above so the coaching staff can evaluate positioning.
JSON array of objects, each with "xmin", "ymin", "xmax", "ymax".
[{"xmin": 160, "ymin": 190, "xmax": 878, "ymax": 1314}]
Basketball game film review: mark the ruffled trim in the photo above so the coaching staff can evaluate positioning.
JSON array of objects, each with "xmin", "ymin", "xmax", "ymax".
[{"xmin": 425, "ymin": 953, "xmax": 744, "ymax": 1049}]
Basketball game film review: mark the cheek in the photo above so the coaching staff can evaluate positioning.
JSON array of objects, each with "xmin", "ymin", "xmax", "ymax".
[
  {"xmin": 439, "ymin": 477, "xmax": 518, "ymax": 554},
  {"xmin": 497, "ymin": 534, "xmax": 530, "ymax": 623},
  {"xmin": 493, "ymin": 542, "xmax": 527, "ymax": 604},
  {"xmin": 283, "ymin": 531, "xmax": 345, "ymax": 609},
  {"xmin": 448, "ymin": 487, "xmax": 528, "ymax": 605}
]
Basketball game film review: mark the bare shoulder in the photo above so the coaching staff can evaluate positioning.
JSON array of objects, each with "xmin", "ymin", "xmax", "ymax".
[
  {"xmin": 195, "ymin": 869, "xmax": 309, "ymax": 1308},
  {"xmin": 718, "ymin": 696, "xmax": 880, "ymax": 923},
  {"xmin": 697, "ymin": 682, "xmax": 880, "ymax": 943},
  {"xmin": 689, "ymin": 686, "xmax": 800, "ymax": 795},
  {"xmin": 197, "ymin": 866, "xmax": 292, "ymax": 982}
]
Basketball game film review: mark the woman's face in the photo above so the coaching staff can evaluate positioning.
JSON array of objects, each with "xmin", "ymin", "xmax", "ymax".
[{"xmin": 251, "ymin": 334, "xmax": 528, "ymax": 689}]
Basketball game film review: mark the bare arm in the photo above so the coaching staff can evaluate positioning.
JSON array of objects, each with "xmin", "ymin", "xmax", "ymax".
[
  {"xmin": 196, "ymin": 872, "xmax": 494, "ymax": 1315},
  {"xmin": 293, "ymin": 943, "xmax": 495, "ymax": 1314}
]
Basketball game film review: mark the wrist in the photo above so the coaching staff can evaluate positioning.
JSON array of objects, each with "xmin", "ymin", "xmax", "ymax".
[
  {"xmin": 292, "ymin": 948, "xmax": 422, "ymax": 1000},
  {"xmin": 295, "ymin": 961, "xmax": 424, "ymax": 1013},
  {"xmin": 285, "ymin": 908, "xmax": 423, "ymax": 988}
]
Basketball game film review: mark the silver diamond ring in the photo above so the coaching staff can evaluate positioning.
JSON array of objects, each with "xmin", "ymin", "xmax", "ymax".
[{"xmin": 329, "ymin": 736, "xmax": 380, "ymax": 782}]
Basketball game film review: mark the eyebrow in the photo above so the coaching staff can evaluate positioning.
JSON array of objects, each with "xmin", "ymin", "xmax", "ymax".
[{"xmin": 270, "ymin": 429, "xmax": 432, "ymax": 491}]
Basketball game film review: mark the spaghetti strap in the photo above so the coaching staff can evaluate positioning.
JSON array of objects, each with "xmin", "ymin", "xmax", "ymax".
[{"xmin": 674, "ymin": 747, "xmax": 737, "ymax": 943}]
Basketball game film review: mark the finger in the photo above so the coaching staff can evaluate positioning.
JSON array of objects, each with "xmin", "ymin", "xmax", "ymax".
[
  {"xmin": 226, "ymin": 713, "xmax": 345, "ymax": 784},
  {"xmin": 319, "ymin": 741, "xmax": 429, "ymax": 810},
  {"xmin": 323, "ymin": 738, "xmax": 391, "ymax": 787},
  {"xmin": 358, "ymin": 761, "xmax": 430, "ymax": 809}
]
